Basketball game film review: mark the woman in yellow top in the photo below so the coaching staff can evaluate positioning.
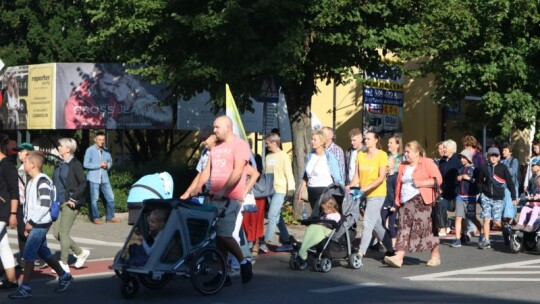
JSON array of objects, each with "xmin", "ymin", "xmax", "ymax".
[{"xmin": 348, "ymin": 131, "xmax": 394, "ymax": 258}]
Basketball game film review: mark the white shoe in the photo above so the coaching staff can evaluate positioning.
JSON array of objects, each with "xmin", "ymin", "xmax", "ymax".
[
  {"xmin": 52, "ymin": 261, "xmax": 70, "ymax": 274},
  {"xmin": 74, "ymin": 249, "xmax": 90, "ymax": 269}
]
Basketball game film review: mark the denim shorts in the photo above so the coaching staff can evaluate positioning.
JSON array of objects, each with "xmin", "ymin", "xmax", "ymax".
[
  {"xmin": 480, "ymin": 194, "xmax": 503, "ymax": 221},
  {"xmin": 23, "ymin": 227, "xmax": 53, "ymax": 262}
]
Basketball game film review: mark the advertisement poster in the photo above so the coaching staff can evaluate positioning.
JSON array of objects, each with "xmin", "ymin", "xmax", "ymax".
[
  {"xmin": 28, "ymin": 64, "xmax": 56, "ymax": 129},
  {"xmin": 1, "ymin": 65, "xmax": 28, "ymax": 129},
  {"xmin": 56, "ymin": 63, "xmax": 173, "ymax": 129},
  {"xmin": 362, "ymin": 64, "xmax": 404, "ymax": 139}
]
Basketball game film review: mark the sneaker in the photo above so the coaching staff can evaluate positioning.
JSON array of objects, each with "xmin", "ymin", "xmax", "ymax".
[
  {"xmin": 52, "ymin": 261, "xmax": 70, "ymax": 274},
  {"xmin": 229, "ymin": 268, "xmax": 241, "ymax": 278},
  {"xmin": 55, "ymin": 274, "xmax": 73, "ymax": 292},
  {"xmin": 0, "ymin": 280, "xmax": 18, "ymax": 290},
  {"xmin": 258, "ymin": 243, "xmax": 269, "ymax": 254},
  {"xmin": 9, "ymin": 286, "xmax": 32, "ymax": 299},
  {"xmin": 513, "ymin": 224, "xmax": 525, "ymax": 231},
  {"xmin": 478, "ymin": 234, "xmax": 485, "ymax": 244},
  {"xmin": 523, "ymin": 225, "xmax": 534, "ymax": 233},
  {"xmin": 450, "ymin": 239, "xmax": 462, "ymax": 248},
  {"xmin": 275, "ymin": 243, "xmax": 293, "ymax": 252},
  {"xmin": 34, "ymin": 259, "xmax": 48, "ymax": 269},
  {"xmin": 93, "ymin": 219, "xmax": 103, "ymax": 225},
  {"xmin": 74, "ymin": 249, "xmax": 90, "ymax": 269},
  {"xmin": 478, "ymin": 240, "xmax": 491, "ymax": 250},
  {"xmin": 240, "ymin": 260, "xmax": 253, "ymax": 284}
]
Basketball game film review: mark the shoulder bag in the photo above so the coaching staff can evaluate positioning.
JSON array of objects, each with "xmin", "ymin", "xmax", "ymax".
[{"xmin": 431, "ymin": 178, "xmax": 447, "ymax": 235}]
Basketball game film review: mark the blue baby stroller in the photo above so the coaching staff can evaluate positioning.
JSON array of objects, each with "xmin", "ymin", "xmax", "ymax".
[
  {"xmin": 110, "ymin": 198, "xmax": 228, "ymax": 298},
  {"xmin": 289, "ymin": 183, "xmax": 362, "ymax": 272}
]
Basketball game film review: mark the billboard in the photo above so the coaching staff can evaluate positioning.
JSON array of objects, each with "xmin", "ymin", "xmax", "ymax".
[
  {"xmin": 362, "ymin": 64, "xmax": 404, "ymax": 139},
  {"xmin": 0, "ymin": 63, "xmax": 174, "ymax": 130}
]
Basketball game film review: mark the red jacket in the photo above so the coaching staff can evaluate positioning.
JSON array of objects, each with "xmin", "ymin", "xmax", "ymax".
[
  {"xmin": 395, "ymin": 157, "xmax": 442, "ymax": 206},
  {"xmin": 63, "ymin": 81, "xmax": 120, "ymax": 129}
]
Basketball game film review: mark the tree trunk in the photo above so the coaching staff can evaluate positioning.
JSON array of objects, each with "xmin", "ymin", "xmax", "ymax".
[{"xmin": 282, "ymin": 69, "xmax": 316, "ymax": 219}]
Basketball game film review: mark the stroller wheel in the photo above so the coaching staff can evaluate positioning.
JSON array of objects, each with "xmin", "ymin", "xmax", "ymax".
[
  {"xmin": 289, "ymin": 253, "xmax": 299, "ymax": 270},
  {"xmin": 523, "ymin": 233, "xmax": 537, "ymax": 251},
  {"xmin": 349, "ymin": 254, "xmax": 363, "ymax": 269},
  {"xmin": 308, "ymin": 256, "xmax": 320, "ymax": 272},
  {"xmin": 140, "ymin": 275, "xmax": 172, "ymax": 290},
  {"xmin": 509, "ymin": 233, "xmax": 522, "ymax": 254},
  {"xmin": 190, "ymin": 247, "xmax": 227, "ymax": 295},
  {"xmin": 121, "ymin": 277, "xmax": 139, "ymax": 299},
  {"xmin": 319, "ymin": 258, "xmax": 332, "ymax": 273}
]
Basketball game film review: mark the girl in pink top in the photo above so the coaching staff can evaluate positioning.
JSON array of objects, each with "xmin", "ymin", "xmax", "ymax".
[{"xmin": 514, "ymin": 178, "xmax": 540, "ymax": 232}]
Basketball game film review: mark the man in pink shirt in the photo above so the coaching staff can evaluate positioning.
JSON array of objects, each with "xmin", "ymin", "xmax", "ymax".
[{"xmin": 193, "ymin": 115, "xmax": 253, "ymax": 285}]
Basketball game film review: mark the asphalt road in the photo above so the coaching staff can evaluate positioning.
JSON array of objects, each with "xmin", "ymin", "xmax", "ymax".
[{"xmin": 5, "ymin": 215, "xmax": 540, "ymax": 303}]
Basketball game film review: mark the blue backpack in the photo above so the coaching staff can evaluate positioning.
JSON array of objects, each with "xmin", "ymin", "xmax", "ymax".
[{"xmin": 38, "ymin": 176, "xmax": 60, "ymax": 222}]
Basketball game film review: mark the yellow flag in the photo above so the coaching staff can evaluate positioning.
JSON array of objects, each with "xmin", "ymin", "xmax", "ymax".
[{"xmin": 225, "ymin": 84, "xmax": 248, "ymax": 141}]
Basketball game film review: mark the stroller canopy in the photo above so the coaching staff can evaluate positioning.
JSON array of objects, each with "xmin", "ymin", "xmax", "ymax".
[{"xmin": 127, "ymin": 172, "xmax": 174, "ymax": 204}]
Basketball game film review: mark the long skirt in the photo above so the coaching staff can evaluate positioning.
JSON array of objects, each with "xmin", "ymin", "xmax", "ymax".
[
  {"xmin": 395, "ymin": 194, "xmax": 439, "ymax": 253},
  {"xmin": 242, "ymin": 197, "xmax": 266, "ymax": 242}
]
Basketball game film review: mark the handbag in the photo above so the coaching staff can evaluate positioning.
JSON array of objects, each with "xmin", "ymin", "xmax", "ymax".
[
  {"xmin": 242, "ymin": 193, "xmax": 258, "ymax": 213},
  {"xmin": 431, "ymin": 178, "xmax": 447, "ymax": 235},
  {"xmin": 502, "ymin": 188, "xmax": 516, "ymax": 219}
]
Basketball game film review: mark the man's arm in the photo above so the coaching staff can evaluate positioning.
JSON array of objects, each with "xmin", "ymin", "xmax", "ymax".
[
  {"xmin": 105, "ymin": 150, "xmax": 113, "ymax": 170},
  {"xmin": 192, "ymin": 158, "xmax": 211, "ymax": 196},
  {"xmin": 83, "ymin": 147, "xmax": 100, "ymax": 170}
]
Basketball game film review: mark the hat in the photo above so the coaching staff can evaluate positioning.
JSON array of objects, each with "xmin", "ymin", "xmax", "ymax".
[
  {"xmin": 459, "ymin": 149, "xmax": 473, "ymax": 163},
  {"xmin": 487, "ymin": 147, "xmax": 500, "ymax": 156},
  {"xmin": 531, "ymin": 157, "xmax": 540, "ymax": 167},
  {"xmin": 198, "ymin": 125, "xmax": 214, "ymax": 140},
  {"xmin": 13, "ymin": 142, "xmax": 34, "ymax": 151}
]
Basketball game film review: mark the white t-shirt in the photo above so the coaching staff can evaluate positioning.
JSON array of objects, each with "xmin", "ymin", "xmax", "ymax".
[
  {"xmin": 348, "ymin": 149, "xmax": 358, "ymax": 183},
  {"xmin": 305, "ymin": 154, "xmax": 333, "ymax": 187},
  {"xmin": 400, "ymin": 165, "xmax": 420, "ymax": 203}
]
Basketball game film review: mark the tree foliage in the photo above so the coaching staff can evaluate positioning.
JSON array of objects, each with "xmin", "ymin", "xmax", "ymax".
[
  {"xmin": 402, "ymin": 0, "xmax": 540, "ymax": 136},
  {"xmin": 0, "ymin": 0, "xmax": 104, "ymax": 65},
  {"xmin": 88, "ymin": 0, "xmax": 422, "ymax": 178}
]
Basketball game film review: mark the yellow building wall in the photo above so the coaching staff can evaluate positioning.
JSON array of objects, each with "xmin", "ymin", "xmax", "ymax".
[{"xmin": 310, "ymin": 71, "xmax": 442, "ymax": 158}]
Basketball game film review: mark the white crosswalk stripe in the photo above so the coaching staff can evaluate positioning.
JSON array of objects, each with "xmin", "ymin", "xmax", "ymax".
[
  {"xmin": 406, "ymin": 258, "xmax": 540, "ymax": 281},
  {"xmin": 6, "ymin": 228, "xmax": 124, "ymax": 252}
]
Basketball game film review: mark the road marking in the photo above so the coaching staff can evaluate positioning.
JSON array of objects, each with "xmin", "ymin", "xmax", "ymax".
[
  {"xmin": 7, "ymin": 229, "xmax": 124, "ymax": 247},
  {"xmin": 406, "ymin": 258, "xmax": 540, "ymax": 281},
  {"xmin": 310, "ymin": 282, "xmax": 384, "ymax": 293}
]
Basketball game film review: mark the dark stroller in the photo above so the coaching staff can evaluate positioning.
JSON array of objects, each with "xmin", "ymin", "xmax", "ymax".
[
  {"xmin": 109, "ymin": 198, "xmax": 228, "ymax": 299},
  {"xmin": 289, "ymin": 183, "xmax": 362, "ymax": 272}
]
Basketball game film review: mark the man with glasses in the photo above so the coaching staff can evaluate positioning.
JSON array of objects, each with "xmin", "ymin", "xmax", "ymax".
[{"xmin": 476, "ymin": 147, "xmax": 516, "ymax": 249}]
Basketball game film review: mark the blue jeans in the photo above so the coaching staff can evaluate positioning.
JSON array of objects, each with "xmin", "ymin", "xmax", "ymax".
[
  {"xmin": 264, "ymin": 193, "xmax": 290, "ymax": 243},
  {"xmin": 23, "ymin": 227, "xmax": 53, "ymax": 262},
  {"xmin": 89, "ymin": 181, "xmax": 115, "ymax": 220}
]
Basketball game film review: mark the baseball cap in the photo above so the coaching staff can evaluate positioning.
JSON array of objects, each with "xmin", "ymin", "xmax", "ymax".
[
  {"xmin": 531, "ymin": 157, "xmax": 540, "ymax": 167},
  {"xmin": 13, "ymin": 142, "xmax": 34, "ymax": 151},
  {"xmin": 487, "ymin": 147, "xmax": 500, "ymax": 156}
]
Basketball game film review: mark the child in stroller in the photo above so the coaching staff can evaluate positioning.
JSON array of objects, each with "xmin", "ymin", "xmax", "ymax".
[
  {"xmin": 297, "ymin": 197, "xmax": 341, "ymax": 262},
  {"xmin": 125, "ymin": 208, "xmax": 170, "ymax": 266},
  {"xmin": 513, "ymin": 194, "xmax": 540, "ymax": 232},
  {"xmin": 290, "ymin": 183, "xmax": 362, "ymax": 272}
]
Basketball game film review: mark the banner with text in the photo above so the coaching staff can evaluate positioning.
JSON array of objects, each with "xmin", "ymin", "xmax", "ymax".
[{"xmin": 362, "ymin": 64, "xmax": 404, "ymax": 139}]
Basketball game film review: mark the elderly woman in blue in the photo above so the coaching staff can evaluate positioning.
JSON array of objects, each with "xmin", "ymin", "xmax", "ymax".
[{"xmin": 297, "ymin": 130, "xmax": 343, "ymax": 216}]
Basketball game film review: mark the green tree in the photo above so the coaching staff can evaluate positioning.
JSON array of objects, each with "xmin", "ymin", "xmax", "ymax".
[
  {"xmin": 88, "ymin": 0, "xmax": 421, "ymax": 179},
  {"xmin": 0, "ymin": 0, "xmax": 105, "ymax": 65},
  {"xmin": 402, "ymin": 0, "xmax": 540, "ymax": 137}
]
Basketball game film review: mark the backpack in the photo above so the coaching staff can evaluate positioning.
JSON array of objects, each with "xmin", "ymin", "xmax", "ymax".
[{"xmin": 38, "ymin": 176, "xmax": 60, "ymax": 222}]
